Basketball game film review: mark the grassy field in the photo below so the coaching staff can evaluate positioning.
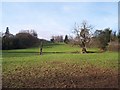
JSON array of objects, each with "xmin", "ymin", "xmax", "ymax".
[{"xmin": 2, "ymin": 43, "xmax": 118, "ymax": 88}]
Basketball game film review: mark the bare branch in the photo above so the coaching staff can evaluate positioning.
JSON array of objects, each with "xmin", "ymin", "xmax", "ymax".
[{"xmin": 73, "ymin": 20, "xmax": 93, "ymax": 53}]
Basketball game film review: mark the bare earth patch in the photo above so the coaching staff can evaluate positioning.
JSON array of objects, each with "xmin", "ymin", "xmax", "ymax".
[{"xmin": 3, "ymin": 61, "xmax": 118, "ymax": 88}]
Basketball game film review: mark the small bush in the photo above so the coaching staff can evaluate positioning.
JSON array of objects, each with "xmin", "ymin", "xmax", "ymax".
[{"xmin": 107, "ymin": 42, "xmax": 120, "ymax": 52}]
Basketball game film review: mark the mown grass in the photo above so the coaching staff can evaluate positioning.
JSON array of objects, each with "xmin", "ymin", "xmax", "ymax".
[{"xmin": 2, "ymin": 43, "xmax": 118, "ymax": 88}]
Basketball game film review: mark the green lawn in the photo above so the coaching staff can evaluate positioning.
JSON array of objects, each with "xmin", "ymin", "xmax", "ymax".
[{"xmin": 2, "ymin": 43, "xmax": 118, "ymax": 88}]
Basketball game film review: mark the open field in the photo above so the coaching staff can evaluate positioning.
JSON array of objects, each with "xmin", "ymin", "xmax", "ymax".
[{"xmin": 2, "ymin": 43, "xmax": 118, "ymax": 88}]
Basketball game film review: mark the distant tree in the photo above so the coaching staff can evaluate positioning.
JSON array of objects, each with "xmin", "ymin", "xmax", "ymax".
[
  {"xmin": 3, "ymin": 27, "xmax": 14, "ymax": 38},
  {"xmin": 5, "ymin": 27, "xmax": 10, "ymax": 35},
  {"xmin": 19, "ymin": 30, "xmax": 29, "ymax": 33},
  {"xmin": 30, "ymin": 29, "xmax": 38, "ymax": 38},
  {"xmin": 2, "ymin": 35, "xmax": 14, "ymax": 50},
  {"xmin": 50, "ymin": 36, "xmax": 54, "ymax": 42},
  {"xmin": 64, "ymin": 35, "xmax": 69, "ymax": 44},
  {"xmin": 19, "ymin": 30, "xmax": 38, "ymax": 37},
  {"xmin": 117, "ymin": 31, "xmax": 120, "ymax": 43},
  {"xmin": 16, "ymin": 32, "xmax": 39, "ymax": 49},
  {"xmin": 51, "ymin": 35, "xmax": 63, "ymax": 42},
  {"xmin": 59, "ymin": 35, "xmax": 63, "ymax": 42},
  {"xmin": 67, "ymin": 35, "xmax": 75, "ymax": 46},
  {"xmin": 50, "ymin": 38, "xmax": 54, "ymax": 43},
  {"xmin": 110, "ymin": 31, "xmax": 117, "ymax": 41},
  {"xmin": 2, "ymin": 29, "xmax": 39, "ymax": 50},
  {"xmin": 2, "ymin": 27, "xmax": 15, "ymax": 50},
  {"xmin": 94, "ymin": 28, "xmax": 112, "ymax": 51},
  {"xmin": 0, "ymin": 32, "xmax": 2, "ymax": 49},
  {"xmin": 73, "ymin": 21, "xmax": 92, "ymax": 53}
]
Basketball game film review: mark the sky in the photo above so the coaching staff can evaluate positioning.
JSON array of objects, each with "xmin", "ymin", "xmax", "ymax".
[
  {"xmin": 118, "ymin": 2, "xmax": 120, "ymax": 32},
  {"xmin": 1, "ymin": 1, "xmax": 118, "ymax": 40},
  {"xmin": 1, "ymin": 0, "xmax": 119, "ymax": 2}
]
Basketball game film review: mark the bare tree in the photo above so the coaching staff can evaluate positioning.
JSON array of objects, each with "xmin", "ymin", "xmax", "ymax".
[
  {"xmin": 19, "ymin": 30, "xmax": 38, "ymax": 38},
  {"xmin": 30, "ymin": 29, "xmax": 38, "ymax": 38},
  {"xmin": 73, "ymin": 20, "xmax": 92, "ymax": 53},
  {"xmin": 51, "ymin": 35, "xmax": 63, "ymax": 42}
]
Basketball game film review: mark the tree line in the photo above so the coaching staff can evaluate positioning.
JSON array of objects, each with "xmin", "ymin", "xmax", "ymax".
[
  {"xmin": 2, "ymin": 27, "xmax": 40, "ymax": 50},
  {"xmin": 72, "ymin": 21, "xmax": 119, "ymax": 53},
  {"xmin": 1, "ymin": 21, "xmax": 119, "ymax": 53},
  {"xmin": 50, "ymin": 21, "xmax": 119, "ymax": 53}
]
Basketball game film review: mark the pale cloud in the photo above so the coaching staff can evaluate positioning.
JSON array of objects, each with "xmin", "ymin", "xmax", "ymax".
[
  {"xmin": 94, "ymin": 17, "xmax": 118, "ymax": 30},
  {"xmin": 2, "ymin": 18, "xmax": 70, "ymax": 40},
  {"xmin": 61, "ymin": 2, "xmax": 118, "ymax": 30},
  {"xmin": 36, "ymin": 19, "xmax": 70, "ymax": 40},
  {"xmin": 62, "ymin": 6, "xmax": 72, "ymax": 12},
  {"xmin": 2, "ymin": 2, "xmax": 118, "ymax": 40}
]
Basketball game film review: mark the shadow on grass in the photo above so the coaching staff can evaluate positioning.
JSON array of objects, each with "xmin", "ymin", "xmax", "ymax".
[
  {"xmin": 86, "ymin": 51, "xmax": 102, "ymax": 53},
  {"xmin": 3, "ymin": 51, "xmax": 80, "ymax": 54},
  {"xmin": 3, "ymin": 50, "xmax": 102, "ymax": 55}
]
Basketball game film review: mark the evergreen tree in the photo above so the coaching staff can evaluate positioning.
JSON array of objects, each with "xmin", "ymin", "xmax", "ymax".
[
  {"xmin": 64, "ymin": 35, "xmax": 69, "ymax": 44},
  {"xmin": 5, "ymin": 27, "xmax": 10, "ymax": 35}
]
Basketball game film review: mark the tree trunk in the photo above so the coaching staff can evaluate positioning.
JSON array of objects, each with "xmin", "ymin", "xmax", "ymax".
[
  {"xmin": 82, "ymin": 47, "xmax": 87, "ymax": 53},
  {"xmin": 40, "ymin": 41, "xmax": 43, "ymax": 55},
  {"xmin": 81, "ymin": 41, "xmax": 87, "ymax": 53},
  {"xmin": 40, "ymin": 48, "xmax": 42, "ymax": 55}
]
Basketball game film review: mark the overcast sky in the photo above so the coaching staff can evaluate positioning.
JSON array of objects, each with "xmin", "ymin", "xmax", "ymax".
[{"xmin": 1, "ymin": 1, "xmax": 118, "ymax": 40}]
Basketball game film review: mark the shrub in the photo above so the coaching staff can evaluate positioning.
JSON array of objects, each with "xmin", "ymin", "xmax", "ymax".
[{"xmin": 107, "ymin": 42, "xmax": 120, "ymax": 52}]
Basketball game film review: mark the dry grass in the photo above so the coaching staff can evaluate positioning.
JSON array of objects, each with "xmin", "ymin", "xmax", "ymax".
[
  {"xmin": 3, "ymin": 61, "xmax": 118, "ymax": 88},
  {"xmin": 2, "ymin": 43, "xmax": 118, "ymax": 88},
  {"xmin": 108, "ymin": 42, "xmax": 120, "ymax": 52}
]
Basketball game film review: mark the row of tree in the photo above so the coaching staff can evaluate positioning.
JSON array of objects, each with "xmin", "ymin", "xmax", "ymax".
[
  {"xmin": 49, "ymin": 21, "xmax": 119, "ymax": 53},
  {"xmin": 50, "ymin": 35, "xmax": 69, "ymax": 44},
  {"xmin": 2, "ymin": 27, "xmax": 39, "ymax": 50},
  {"xmin": 73, "ymin": 22, "xmax": 119, "ymax": 53},
  {"xmin": 50, "ymin": 35, "xmax": 63, "ymax": 43},
  {"xmin": 2, "ymin": 21, "xmax": 119, "ymax": 52}
]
